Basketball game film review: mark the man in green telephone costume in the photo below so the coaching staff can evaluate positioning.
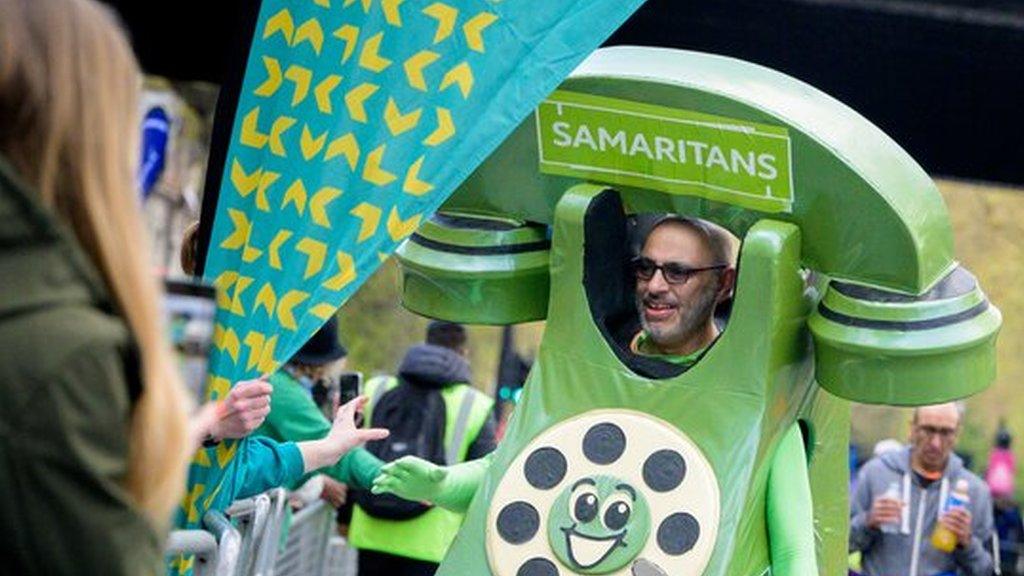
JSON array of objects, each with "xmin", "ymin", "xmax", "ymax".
[
  {"xmin": 365, "ymin": 46, "xmax": 1001, "ymax": 576},
  {"xmin": 373, "ymin": 214, "xmax": 818, "ymax": 575}
]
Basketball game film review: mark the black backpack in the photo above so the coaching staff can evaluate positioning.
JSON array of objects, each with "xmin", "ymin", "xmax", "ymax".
[{"xmin": 354, "ymin": 379, "xmax": 447, "ymax": 520}]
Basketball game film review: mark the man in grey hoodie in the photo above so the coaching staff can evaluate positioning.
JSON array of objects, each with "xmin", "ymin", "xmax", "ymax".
[
  {"xmin": 850, "ymin": 403, "xmax": 995, "ymax": 576},
  {"xmin": 350, "ymin": 321, "xmax": 497, "ymax": 576}
]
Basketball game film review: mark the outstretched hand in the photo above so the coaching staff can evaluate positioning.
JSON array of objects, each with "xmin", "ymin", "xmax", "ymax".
[
  {"xmin": 371, "ymin": 456, "xmax": 448, "ymax": 504},
  {"xmin": 326, "ymin": 395, "xmax": 389, "ymax": 455},
  {"xmin": 299, "ymin": 395, "xmax": 388, "ymax": 474}
]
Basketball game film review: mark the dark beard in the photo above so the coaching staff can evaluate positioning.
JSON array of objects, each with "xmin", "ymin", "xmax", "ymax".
[{"xmin": 637, "ymin": 282, "xmax": 719, "ymax": 348}]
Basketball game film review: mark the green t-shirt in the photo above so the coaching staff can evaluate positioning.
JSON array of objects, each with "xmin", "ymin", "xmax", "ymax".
[{"xmin": 632, "ymin": 331, "xmax": 708, "ymax": 366}]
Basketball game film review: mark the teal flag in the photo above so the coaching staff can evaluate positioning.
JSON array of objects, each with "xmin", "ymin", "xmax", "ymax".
[{"xmin": 175, "ymin": 0, "xmax": 645, "ymax": 553}]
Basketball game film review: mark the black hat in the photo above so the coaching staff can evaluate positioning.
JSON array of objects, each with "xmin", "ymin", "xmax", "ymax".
[{"xmin": 291, "ymin": 316, "xmax": 347, "ymax": 365}]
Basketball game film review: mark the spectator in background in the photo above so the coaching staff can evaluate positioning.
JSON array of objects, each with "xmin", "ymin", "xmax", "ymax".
[
  {"xmin": 988, "ymin": 421, "xmax": 1024, "ymax": 575},
  {"xmin": 0, "ymin": 0, "xmax": 193, "ymax": 572},
  {"xmin": 850, "ymin": 402, "xmax": 995, "ymax": 576},
  {"xmin": 253, "ymin": 317, "xmax": 385, "ymax": 509},
  {"xmin": 987, "ymin": 421, "xmax": 1016, "ymax": 501},
  {"xmin": 179, "ymin": 220, "xmax": 201, "ymax": 277},
  {"xmin": 349, "ymin": 321, "xmax": 497, "ymax": 576}
]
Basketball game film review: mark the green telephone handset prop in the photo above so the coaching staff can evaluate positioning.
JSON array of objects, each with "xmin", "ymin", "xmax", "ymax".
[{"xmin": 384, "ymin": 47, "xmax": 1000, "ymax": 576}]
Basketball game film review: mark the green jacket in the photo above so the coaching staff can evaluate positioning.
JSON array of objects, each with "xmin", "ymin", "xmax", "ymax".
[
  {"xmin": 254, "ymin": 370, "xmax": 383, "ymax": 489},
  {"xmin": 0, "ymin": 157, "xmax": 163, "ymax": 574}
]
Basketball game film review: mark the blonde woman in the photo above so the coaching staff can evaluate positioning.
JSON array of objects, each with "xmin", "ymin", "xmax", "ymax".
[
  {"xmin": 0, "ymin": 0, "xmax": 385, "ymax": 573},
  {"xmin": 0, "ymin": 0, "xmax": 193, "ymax": 572}
]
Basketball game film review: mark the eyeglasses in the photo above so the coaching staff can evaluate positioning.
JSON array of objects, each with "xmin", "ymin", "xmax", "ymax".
[
  {"xmin": 915, "ymin": 425, "xmax": 958, "ymax": 440},
  {"xmin": 631, "ymin": 256, "xmax": 727, "ymax": 285}
]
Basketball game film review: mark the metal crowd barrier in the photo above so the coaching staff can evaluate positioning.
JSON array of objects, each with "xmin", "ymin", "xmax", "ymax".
[
  {"xmin": 273, "ymin": 499, "xmax": 334, "ymax": 576},
  {"xmin": 204, "ymin": 510, "xmax": 242, "ymax": 576},
  {"xmin": 165, "ymin": 529, "xmax": 218, "ymax": 576},
  {"xmin": 228, "ymin": 488, "xmax": 289, "ymax": 576},
  {"xmin": 166, "ymin": 478, "xmax": 359, "ymax": 576},
  {"xmin": 323, "ymin": 535, "xmax": 358, "ymax": 576}
]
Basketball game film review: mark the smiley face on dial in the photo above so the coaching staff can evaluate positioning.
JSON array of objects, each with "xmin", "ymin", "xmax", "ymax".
[{"xmin": 486, "ymin": 410, "xmax": 719, "ymax": 576}]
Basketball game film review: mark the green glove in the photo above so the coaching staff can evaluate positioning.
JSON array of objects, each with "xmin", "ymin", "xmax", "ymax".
[{"xmin": 371, "ymin": 454, "xmax": 492, "ymax": 513}]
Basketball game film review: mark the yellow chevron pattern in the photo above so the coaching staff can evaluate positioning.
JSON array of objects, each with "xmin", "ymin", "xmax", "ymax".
[
  {"xmin": 463, "ymin": 12, "xmax": 497, "ymax": 53},
  {"xmin": 382, "ymin": 0, "xmax": 405, "ymax": 26},
  {"xmin": 383, "ymin": 97, "xmax": 422, "ymax": 136},
  {"xmin": 268, "ymin": 229, "xmax": 293, "ymax": 270},
  {"xmin": 403, "ymin": 50, "xmax": 440, "ymax": 91},
  {"xmin": 188, "ymin": 1, "xmax": 509, "ymax": 540},
  {"xmin": 300, "ymin": 125, "xmax": 328, "ymax": 160},
  {"xmin": 314, "ymin": 75, "xmax": 342, "ymax": 114},
  {"xmin": 309, "ymin": 186, "xmax": 343, "ymax": 228},
  {"xmin": 358, "ymin": 32, "xmax": 392, "ymax": 73},
  {"xmin": 362, "ymin": 144, "xmax": 397, "ymax": 185},
  {"xmin": 282, "ymin": 179, "xmax": 308, "ymax": 216},
  {"xmin": 296, "ymin": 237, "xmax": 328, "ymax": 279},
  {"xmin": 423, "ymin": 107, "xmax": 454, "ymax": 146},
  {"xmin": 254, "ymin": 57, "xmax": 283, "ymax": 97},
  {"xmin": 284, "ymin": 65, "xmax": 313, "ymax": 106},
  {"xmin": 386, "ymin": 206, "xmax": 422, "ymax": 241},
  {"xmin": 229, "ymin": 276, "xmax": 254, "ymax": 316},
  {"xmin": 350, "ymin": 202, "xmax": 382, "ymax": 242},
  {"xmin": 253, "ymin": 282, "xmax": 277, "ymax": 316},
  {"xmin": 263, "ymin": 9, "xmax": 295, "ymax": 44},
  {"xmin": 323, "ymin": 251, "xmax": 357, "ymax": 290},
  {"xmin": 293, "ymin": 18, "xmax": 325, "ymax": 55},
  {"xmin": 402, "ymin": 156, "xmax": 434, "ymax": 196},
  {"xmin": 333, "ymin": 24, "xmax": 360, "ymax": 63},
  {"xmin": 440, "ymin": 62, "xmax": 473, "ymax": 98},
  {"xmin": 344, "ymin": 82, "xmax": 378, "ymax": 122},
  {"xmin": 423, "ymin": 3, "xmax": 458, "ymax": 43},
  {"xmin": 243, "ymin": 331, "xmax": 267, "ymax": 371},
  {"xmin": 276, "ymin": 290, "xmax": 310, "ymax": 330},
  {"xmin": 325, "ymin": 133, "xmax": 360, "ymax": 169}
]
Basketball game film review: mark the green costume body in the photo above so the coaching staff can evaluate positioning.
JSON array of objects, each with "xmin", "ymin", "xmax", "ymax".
[
  {"xmin": 349, "ymin": 375, "xmax": 495, "ymax": 563},
  {"xmin": 381, "ymin": 47, "xmax": 1001, "ymax": 576}
]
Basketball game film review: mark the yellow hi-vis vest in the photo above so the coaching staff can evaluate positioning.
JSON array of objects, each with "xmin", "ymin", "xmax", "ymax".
[{"xmin": 348, "ymin": 376, "xmax": 494, "ymax": 563}]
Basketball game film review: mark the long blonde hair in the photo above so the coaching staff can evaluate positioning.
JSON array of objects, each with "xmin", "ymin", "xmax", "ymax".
[{"xmin": 0, "ymin": 0, "xmax": 191, "ymax": 527}]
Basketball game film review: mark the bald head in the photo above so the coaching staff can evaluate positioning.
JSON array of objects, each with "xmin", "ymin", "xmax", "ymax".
[{"xmin": 912, "ymin": 402, "xmax": 962, "ymax": 428}]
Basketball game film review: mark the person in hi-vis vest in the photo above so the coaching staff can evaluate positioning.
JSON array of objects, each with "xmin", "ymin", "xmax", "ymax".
[{"xmin": 349, "ymin": 321, "xmax": 497, "ymax": 576}]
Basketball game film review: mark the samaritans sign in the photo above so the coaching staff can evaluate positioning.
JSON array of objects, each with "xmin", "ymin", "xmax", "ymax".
[{"xmin": 537, "ymin": 90, "xmax": 794, "ymax": 213}]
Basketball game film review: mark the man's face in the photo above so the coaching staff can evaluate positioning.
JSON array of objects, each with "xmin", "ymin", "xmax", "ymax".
[
  {"xmin": 910, "ymin": 405, "xmax": 960, "ymax": 473},
  {"xmin": 635, "ymin": 223, "xmax": 722, "ymax": 350}
]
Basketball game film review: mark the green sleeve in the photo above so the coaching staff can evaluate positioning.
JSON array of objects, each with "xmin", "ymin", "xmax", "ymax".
[
  {"xmin": 333, "ymin": 447, "xmax": 384, "ymax": 489},
  {"xmin": 262, "ymin": 372, "xmax": 332, "ymax": 443},
  {"xmin": 260, "ymin": 372, "xmax": 383, "ymax": 487},
  {"xmin": 0, "ymin": 341, "xmax": 162, "ymax": 574},
  {"xmin": 767, "ymin": 423, "xmax": 818, "ymax": 576},
  {"xmin": 435, "ymin": 453, "xmax": 494, "ymax": 513}
]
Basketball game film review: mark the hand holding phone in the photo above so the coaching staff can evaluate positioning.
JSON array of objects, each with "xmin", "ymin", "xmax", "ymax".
[{"xmin": 338, "ymin": 372, "xmax": 363, "ymax": 426}]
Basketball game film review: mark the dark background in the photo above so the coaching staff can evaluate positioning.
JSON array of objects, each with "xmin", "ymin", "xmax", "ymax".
[{"xmin": 101, "ymin": 0, "xmax": 1024, "ymax": 186}]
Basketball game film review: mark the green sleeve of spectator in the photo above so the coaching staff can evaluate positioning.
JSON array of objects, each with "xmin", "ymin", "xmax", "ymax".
[{"xmin": 333, "ymin": 447, "xmax": 385, "ymax": 489}]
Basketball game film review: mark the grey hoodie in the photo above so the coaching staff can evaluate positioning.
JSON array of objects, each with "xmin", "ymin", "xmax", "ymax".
[
  {"xmin": 398, "ymin": 343, "xmax": 472, "ymax": 389},
  {"xmin": 395, "ymin": 343, "xmax": 496, "ymax": 460},
  {"xmin": 850, "ymin": 446, "xmax": 994, "ymax": 576}
]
